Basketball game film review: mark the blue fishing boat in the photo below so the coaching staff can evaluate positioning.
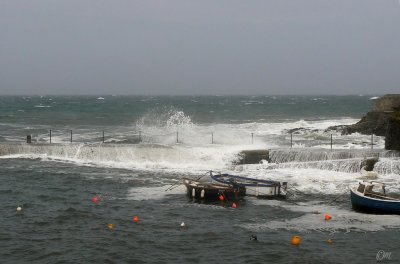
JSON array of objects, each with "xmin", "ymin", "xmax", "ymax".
[
  {"xmin": 210, "ymin": 171, "xmax": 287, "ymax": 199},
  {"xmin": 350, "ymin": 181, "xmax": 400, "ymax": 214}
]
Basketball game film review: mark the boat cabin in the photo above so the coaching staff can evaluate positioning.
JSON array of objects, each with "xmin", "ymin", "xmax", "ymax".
[{"xmin": 356, "ymin": 181, "xmax": 398, "ymax": 201}]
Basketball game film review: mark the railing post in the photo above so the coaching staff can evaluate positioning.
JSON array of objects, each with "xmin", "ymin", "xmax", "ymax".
[
  {"xmin": 102, "ymin": 131, "xmax": 105, "ymax": 143},
  {"xmin": 290, "ymin": 133, "xmax": 293, "ymax": 148},
  {"xmin": 251, "ymin": 133, "xmax": 254, "ymax": 144},
  {"xmin": 371, "ymin": 133, "xmax": 373, "ymax": 149},
  {"xmin": 330, "ymin": 134, "xmax": 333, "ymax": 150},
  {"xmin": 50, "ymin": 129, "xmax": 52, "ymax": 143},
  {"xmin": 139, "ymin": 130, "xmax": 142, "ymax": 142},
  {"xmin": 176, "ymin": 131, "xmax": 179, "ymax": 143},
  {"xmin": 70, "ymin": 130, "xmax": 73, "ymax": 143},
  {"xmin": 212, "ymin": 132, "xmax": 214, "ymax": 144}
]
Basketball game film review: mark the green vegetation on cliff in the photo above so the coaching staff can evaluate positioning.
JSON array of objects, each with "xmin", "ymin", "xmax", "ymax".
[{"xmin": 390, "ymin": 110, "xmax": 400, "ymax": 121}]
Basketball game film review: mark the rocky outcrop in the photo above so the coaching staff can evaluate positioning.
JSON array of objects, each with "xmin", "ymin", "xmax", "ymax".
[
  {"xmin": 341, "ymin": 95, "xmax": 400, "ymax": 136},
  {"xmin": 360, "ymin": 157, "xmax": 379, "ymax": 171},
  {"xmin": 373, "ymin": 95, "xmax": 400, "ymax": 112},
  {"xmin": 385, "ymin": 111, "xmax": 400, "ymax": 150},
  {"xmin": 234, "ymin": 149, "xmax": 269, "ymax": 164},
  {"xmin": 341, "ymin": 111, "xmax": 390, "ymax": 136}
]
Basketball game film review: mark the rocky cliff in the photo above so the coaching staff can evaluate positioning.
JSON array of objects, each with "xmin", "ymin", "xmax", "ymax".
[
  {"xmin": 337, "ymin": 94, "xmax": 400, "ymax": 150},
  {"xmin": 385, "ymin": 110, "xmax": 400, "ymax": 150},
  {"xmin": 341, "ymin": 95, "xmax": 400, "ymax": 137}
]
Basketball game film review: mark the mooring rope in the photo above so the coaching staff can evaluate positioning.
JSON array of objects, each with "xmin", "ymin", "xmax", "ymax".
[{"xmin": 165, "ymin": 171, "xmax": 210, "ymax": 192}]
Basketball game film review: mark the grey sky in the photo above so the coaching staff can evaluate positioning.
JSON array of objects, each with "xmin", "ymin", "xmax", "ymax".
[{"xmin": 1, "ymin": 0, "xmax": 399, "ymax": 95}]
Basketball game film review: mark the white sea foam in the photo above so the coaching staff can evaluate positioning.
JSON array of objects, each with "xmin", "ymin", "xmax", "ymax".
[
  {"xmin": 227, "ymin": 165, "xmax": 400, "ymax": 194},
  {"xmin": 34, "ymin": 105, "xmax": 52, "ymax": 108},
  {"xmin": 0, "ymin": 114, "xmax": 389, "ymax": 174},
  {"xmin": 127, "ymin": 185, "xmax": 185, "ymax": 201},
  {"xmin": 243, "ymin": 199, "xmax": 400, "ymax": 232}
]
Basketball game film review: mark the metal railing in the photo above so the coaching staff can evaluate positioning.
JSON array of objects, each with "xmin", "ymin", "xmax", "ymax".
[{"xmin": 17, "ymin": 130, "xmax": 380, "ymax": 149}]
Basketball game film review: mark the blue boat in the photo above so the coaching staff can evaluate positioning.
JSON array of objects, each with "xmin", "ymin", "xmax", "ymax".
[
  {"xmin": 350, "ymin": 181, "xmax": 400, "ymax": 214},
  {"xmin": 210, "ymin": 171, "xmax": 287, "ymax": 199}
]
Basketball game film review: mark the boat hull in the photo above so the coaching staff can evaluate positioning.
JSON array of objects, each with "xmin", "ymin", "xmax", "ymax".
[
  {"xmin": 350, "ymin": 188, "xmax": 400, "ymax": 214},
  {"xmin": 183, "ymin": 178, "xmax": 246, "ymax": 200}
]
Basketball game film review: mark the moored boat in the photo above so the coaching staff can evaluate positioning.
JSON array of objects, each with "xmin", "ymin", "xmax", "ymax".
[
  {"xmin": 350, "ymin": 181, "xmax": 400, "ymax": 214},
  {"xmin": 210, "ymin": 172, "xmax": 287, "ymax": 199},
  {"xmin": 183, "ymin": 178, "xmax": 246, "ymax": 200}
]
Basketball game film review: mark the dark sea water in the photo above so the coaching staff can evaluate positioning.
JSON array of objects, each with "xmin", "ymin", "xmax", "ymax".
[{"xmin": 1, "ymin": 95, "xmax": 399, "ymax": 263}]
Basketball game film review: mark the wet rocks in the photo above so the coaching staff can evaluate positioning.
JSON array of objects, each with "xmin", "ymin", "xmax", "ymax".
[
  {"xmin": 335, "ymin": 95, "xmax": 400, "ymax": 136},
  {"xmin": 234, "ymin": 149, "xmax": 269, "ymax": 164},
  {"xmin": 385, "ymin": 112, "xmax": 400, "ymax": 150}
]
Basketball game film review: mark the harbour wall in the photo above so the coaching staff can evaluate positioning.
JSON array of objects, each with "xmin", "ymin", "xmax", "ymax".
[
  {"xmin": 1, "ymin": 143, "xmax": 399, "ymax": 174},
  {"xmin": 236, "ymin": 148, "xmax": 400, "ymax": 174}
]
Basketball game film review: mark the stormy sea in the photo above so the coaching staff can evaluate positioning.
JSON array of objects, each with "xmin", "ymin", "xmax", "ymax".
[{"xmin": 1, "ymin": 95, "xmax": 399, "ymax": 263}]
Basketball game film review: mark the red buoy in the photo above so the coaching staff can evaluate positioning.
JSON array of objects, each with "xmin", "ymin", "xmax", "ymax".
[
  {"xmin": 219, "ymin": 195, "xmax": 224, "ymax": 201},
  {"xmin": 324, "ymin": 214, "xmax": 332, "ymax": 221},
  {"xmin": 91, "ymin": 196, "xmax": 100, "ymax": 204},
  {"xmin": 133, "ymin": 216, "xmax": 139, "ymax": 222}
]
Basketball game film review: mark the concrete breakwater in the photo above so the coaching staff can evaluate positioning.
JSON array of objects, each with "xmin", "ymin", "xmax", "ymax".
[
  {"xmin": 0, "ymin": 142, "xmax": 176, "ymax": 163},
  {"xmin": 236, "ymin": 148, "xmax": 399, "ymax": 163},
  {"xmin": 236, "ymin": 148, "xmax": 400, "ymax": 174},
  {"xmin": 1, "ymin": 143, "xmax": 399, "ymax": 174}
]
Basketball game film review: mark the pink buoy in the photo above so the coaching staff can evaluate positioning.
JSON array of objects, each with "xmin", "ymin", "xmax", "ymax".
[{"xmin": 232, "ymin": 202, "xmax": 237, "ymax": 209}]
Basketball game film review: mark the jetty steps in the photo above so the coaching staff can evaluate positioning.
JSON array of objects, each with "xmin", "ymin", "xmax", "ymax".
[{"xmin": 237, "ymin": 149, "xmax": 400, "ymax": 174}]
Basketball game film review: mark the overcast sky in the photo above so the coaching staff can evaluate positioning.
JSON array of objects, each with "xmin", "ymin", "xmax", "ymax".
[{"xmin": 0, "ymin": 0, "xmax": 399, "ymax": 95}]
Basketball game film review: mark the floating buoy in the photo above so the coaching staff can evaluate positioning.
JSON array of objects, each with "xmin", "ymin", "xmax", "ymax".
[
  {"xmin": 219, "ymin": 195, "xmax": 224, "ymax": 201},
  {"xmin": 232, "ymin": 202, "xmax": 237, "ymax": 209},
  {"xmin": 16, "ymin": 206, "xmax": 22, "ymax": 212},
  {"xmin": 326, "ymin": 238, "xmax": 333, "ymax": 244},
  {"xmin": 200, "ymin": 189, "xmax": 205, "ymax": 198},
  {"xmin": 108, "ymin": 223, "xmax": 114, "ymax": 230},
  {"xmin": 324, "ymin": 214, "xmax": 332, "ymax": 221},
  {"xmin": 192, "ymin": 188, "xmax": 195, "ymax": 198},
  {"xmin": 180, "ymin": 222, "xmax": 186, "ymax": 227},
  {"xmin": 133, "ymin": 216, "xmax": 139, "ymax": 222},
  {"xmin": 91, "ymin": 196, "xmax": 100, "ymax": 204},
  {"xmin": 291, "ymin": 236, "xmax": 301, "ymax": 246}
]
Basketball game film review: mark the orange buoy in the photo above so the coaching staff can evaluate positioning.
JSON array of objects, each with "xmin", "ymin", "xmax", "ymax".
[
  {"xmin": 232, "ymin": 202, "xmax": 237, "ymax": 209},
  {"xmin": 91, "ymin": 196, "xmax": 100, "ymax": 204},
  {"xmin": 326, "ymin": 238, "xmax": 332, "ymax": 244},
  {"xmin": 291, "ymin": 236, "xmax": 301, "ymax": 246},
  {"xmin": 324, "ymin": 214, "xmax": 332, "ymax": 221},
  {"xmin": 133, "ymin": 216, "xmax": 139, "ymax": 222},
  {"xmin": 107, "ymin": 223, "xmax": 114, "ymax": 230},
  {"xmin": 219, "ymin": 195, "xmax": 224, "ymax": 201}
]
